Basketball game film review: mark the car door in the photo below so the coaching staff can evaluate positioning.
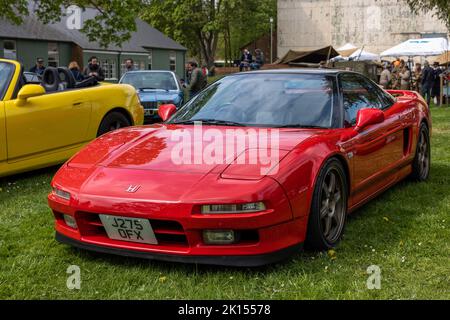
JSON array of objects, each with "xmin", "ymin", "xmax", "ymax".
[
  {"xmin": 5, "ymin": 89, "xmax": 91, "ymax": 161},
  {"xmin": 339, "ymin": 73, "xmax": 404, "ymax": 206},
  {"xmin": 0, "ymin": 101, "xmax": 6, "ymax": 163}
]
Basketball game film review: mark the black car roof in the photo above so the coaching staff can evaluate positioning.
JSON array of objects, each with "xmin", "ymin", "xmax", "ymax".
[{"xmin": 238, "ymin": 68, "xmax": 343, "ymax": 75}]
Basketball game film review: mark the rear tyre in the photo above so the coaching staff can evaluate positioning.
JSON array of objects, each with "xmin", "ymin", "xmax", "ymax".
[
  {"xmin": 97, "ymin": 111, "xmax": 131, "ymax": 137},
  {"xmin": 410, "ymin": 123, "xmax": 431, "ymax": 181},
  {"xmin": 305, "ymin": 158, "xmax": 348, "ymax": 251}
]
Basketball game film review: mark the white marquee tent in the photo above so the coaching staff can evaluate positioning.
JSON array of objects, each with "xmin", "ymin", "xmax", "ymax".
[
  {"xmin": 380, "ymin": 38, "xmax": 449, "ymax": 57},
  {"xmin": 337, "ymin": 43, "xmax": 358, "ymax": 57},
  {"xmin": 337, "ymin": 43, "xmax": 358, "ymax": 51},
  {"xmin": 349, "ymin": 49, "xmax": 380, "ymax": 61},
  {"xmin": 332, "ymin": 48, "xmax": 380, "ymax": 61}
]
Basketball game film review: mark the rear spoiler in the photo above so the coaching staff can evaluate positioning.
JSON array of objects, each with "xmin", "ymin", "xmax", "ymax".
[
  {"xmin": 386, "ymin": 90, "xmax": 421, "ymax": 100},
  {"xmin": 386, "ymin": 89, "xmax": 427, "ymax": 104}
]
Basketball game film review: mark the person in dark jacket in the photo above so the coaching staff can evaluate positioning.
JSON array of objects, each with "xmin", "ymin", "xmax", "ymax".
[
  {"xmin": 251, "ymin": 49, "xmax": 265, "ymax": 70},
  {"xmin": 68, "ymin": 61, "xmax": 84, "ymax": 82},
  {"xmin": 421, "ymin": 61, "xmax": 434, "ymax": 106},
  {"xmin": 187, "ymin": 61, "xmax": 206, "ymax": 97},
  {"xmin": 124, "ymin": 58, "xmax": 137, "ymax": 72},
  {"xmin": 432, "ymin": 61, "xmax": 443, "ymax": 106},
  {"xmin": 83, "ymin": 56, "xmax": 105, "ymax": 81},
  {"xmin": 29, "ymin": 57, "xmax": 46, "ymax": 76},
  {"xmin": 239, "ymin": 49, "xmax": 252, "ymax": 72}
]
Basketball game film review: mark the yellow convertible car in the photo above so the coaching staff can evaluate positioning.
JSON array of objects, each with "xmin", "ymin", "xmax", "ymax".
[{"xmin": 0, "ymin": 59, "xmax": 144, "ymax": 177}]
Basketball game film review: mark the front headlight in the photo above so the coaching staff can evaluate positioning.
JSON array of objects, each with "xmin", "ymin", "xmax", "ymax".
[
  {"xmin": 52, "ymin": 187, "xmax": 71, "ymax": 201},
  {"xmin": 201, "ymin": 202, "xmax": 266, "ymax": 214}
]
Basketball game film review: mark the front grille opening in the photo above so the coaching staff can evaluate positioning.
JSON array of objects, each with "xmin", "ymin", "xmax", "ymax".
[
  {"xmin": 237, "ymin": 230, "xmax": 259, "ymax": 244},
  {"xmin": 75, "ymin": 212, "xmax": 105, "ymax": 236},
  {"xmin": 150, "ymin": 219, "xmax": 187, "ymax": 247},
  {"xmin": 141, "ymin": 101, "xmax": 157, "ymax": 109},
  {"xmin": 75, "ymin": 212, "xmax": 188, "ymax": 246},
  {"xmin": 155, "ymin": 233, "xmax": 188, "ymax": 245}
]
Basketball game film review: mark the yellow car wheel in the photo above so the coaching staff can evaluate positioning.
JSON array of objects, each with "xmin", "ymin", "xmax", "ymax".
[{"xmin": 97, "ymin": 111, "xmax": 131, "ymax": 137}]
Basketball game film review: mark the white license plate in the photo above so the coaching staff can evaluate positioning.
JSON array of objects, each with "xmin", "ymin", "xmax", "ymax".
[{"xmin": 99, "ymin": 215, "xmax": 158, "ymax": 245}]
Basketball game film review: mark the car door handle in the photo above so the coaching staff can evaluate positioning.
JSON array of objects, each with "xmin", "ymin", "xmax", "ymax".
[{"xmin": 72, "ymin": 101, "xmax": 84, "ymax": 107}]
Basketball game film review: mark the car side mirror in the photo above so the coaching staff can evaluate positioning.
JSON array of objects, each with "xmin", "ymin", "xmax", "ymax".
[
  {"xmin": 16, "ymin": 85, "xmax": 45, "ymax": 106},
  {"xmin": 355, "ymin": 108, "xmax": 385, "ymax": 132},
  {"xmin": 158, "ymin": 104, "xmax": 177, "ymax": 122}
]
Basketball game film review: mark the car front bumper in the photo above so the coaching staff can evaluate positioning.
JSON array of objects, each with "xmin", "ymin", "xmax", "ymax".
[
  {"xmin": 56, "ymin": 232, "xmax": 303, "ymax": 267},
  {"xmin": 49, "ymin": 192, "xmax": 308, "ymax": 266}
]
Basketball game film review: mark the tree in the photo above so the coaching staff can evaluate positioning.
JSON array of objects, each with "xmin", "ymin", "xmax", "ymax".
[
  {"xmin": 142, "ymin": 0, "xmax": 222, "ymax": 68},
  {"xmin": 0, "ymin": 0, "xmax": 141, "ymax": 47},
  {"xmin": 404, "ymin": 0, "xmax": 450, "ymax": 30},
  {"xmin": 141, "ymin": 0, "xmax": 277, "ymax": 68},
  {"xmin": 217, "ymin": 0, "xmax": 276, "ymax": 65},
  {"xmin": 226, "ymin": 0, "xmax": 276, "ymax": 59}
]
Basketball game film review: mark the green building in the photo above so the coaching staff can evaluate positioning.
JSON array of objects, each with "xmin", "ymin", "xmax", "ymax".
[{"xmin": 0, "ymin": 11, "xmax": 186, "ymax": 81}]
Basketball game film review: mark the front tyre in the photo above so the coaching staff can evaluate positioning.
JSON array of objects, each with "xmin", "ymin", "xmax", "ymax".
[
  {"xmin": 410, "ymin": 123, "xmax": 431, "ymax": 181},
  {"xmin": 97, "ymin": 111, "xmax": 131, "ymax": 137},
  {"xmin": 305, "ymin": 159, "xmax": 348, "ymax": 251}
]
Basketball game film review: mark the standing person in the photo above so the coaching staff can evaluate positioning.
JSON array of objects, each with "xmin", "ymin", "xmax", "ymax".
[
  {"xmin": 201, "ymin": 64, "xmax": 209, "ymax": 78},
  {"xmin": 399, "ymin": 65, "xmax": 411, "ymax": 90},
  {"xmin": 391, "ymin": 62, "xmax": 401, "ymax": 90},
  {"xmin": 185, "ymin": 63, "xmax": 191, "ymax": 85},
  {"xmin": 124, "ymin": 58, "xmax": 136, "ymax": 72},
  {"xmin": 432, "ymin": 62, "xmax": 443, "ymax": 106},
  {"xmin": 187, "ymin": 61, "xmax": 206, "ymax": 97},
  {"xmin": 83, "ymin": 56, "xmax": 105, "ymax": 81},
  {"xmin": 29, "ymin": 57, "xmax": 46, "ymax": 76},
  {"xmin": 251, "ymin": 49, "xmax": 265, "ymax": 70},
  {"xmin": 414, "ymin": 63, "xmax": 422, "ymax": 92},
  {"xmin": 239, "ymin": 49, "xmax": 252, "ymax": 72},
  {"xmin": 421, "ymin": 61, "xmax": 434, "ymax": 106},
  {"xmin": 379, "ymin": 64, "xmax": 392, "ymax": 89},
  {"xmin": 68, "ymin": 61, "xmax": 84, "ymax": 82}
]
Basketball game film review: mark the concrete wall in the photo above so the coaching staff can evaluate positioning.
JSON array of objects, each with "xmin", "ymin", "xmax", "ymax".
[{"xmin": 278, "ymin": 0, "xmax": 449, "ymax": 57}]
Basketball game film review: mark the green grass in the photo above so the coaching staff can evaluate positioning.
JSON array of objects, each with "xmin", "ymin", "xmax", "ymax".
[{"xmin": 0, "ymin": 107, "xmax": 449, "ymax": 300}]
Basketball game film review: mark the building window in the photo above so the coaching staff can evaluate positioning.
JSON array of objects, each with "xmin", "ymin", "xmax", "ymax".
[
  {"xmin": 4, "ymin": 40, "xmax": 17, "ymax": 60},
  {"xmin": 169, "ymin": 51, "xmax": 176, "ymax": 71},
  {"xmin": 48, "ymin": 42, "xmax": 59, "ymax": 67},
  {"xmin": 147, "ymin": 49, "xmax": 152, "ymax": 70},
  {"xmin": 103, "ymin": 58, "xmax": 117, "ymax": 80}
]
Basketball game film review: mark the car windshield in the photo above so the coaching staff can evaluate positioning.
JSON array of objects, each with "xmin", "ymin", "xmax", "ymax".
[
  {"xmin": 169, "ymin": 73, "xmax": 335, "ymax": 128},
  {"xmin": 0, "ymin": 62, "xmax": 15, "ymax": 100},
  {"xmin": 121, "ymin": 72, "xmax": 178, "ymax": 91}
]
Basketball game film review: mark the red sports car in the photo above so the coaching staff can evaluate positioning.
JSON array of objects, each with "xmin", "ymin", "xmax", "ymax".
[{"xmin": 48, "ymin": 70, "xmax": 431, "ymax": 266}]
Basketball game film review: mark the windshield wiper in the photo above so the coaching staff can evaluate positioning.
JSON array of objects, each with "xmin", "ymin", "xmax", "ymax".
[
  {"xmin": 170, "ymin": 119, "xmax": 245, "ymax": 127},
  {"xmin": 277, "ymin": 124, "xmax": 329, "ymax": 129},
  {"xmin": 139, "ymin": 87, "xmax": 169, "ymax": 91}
]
